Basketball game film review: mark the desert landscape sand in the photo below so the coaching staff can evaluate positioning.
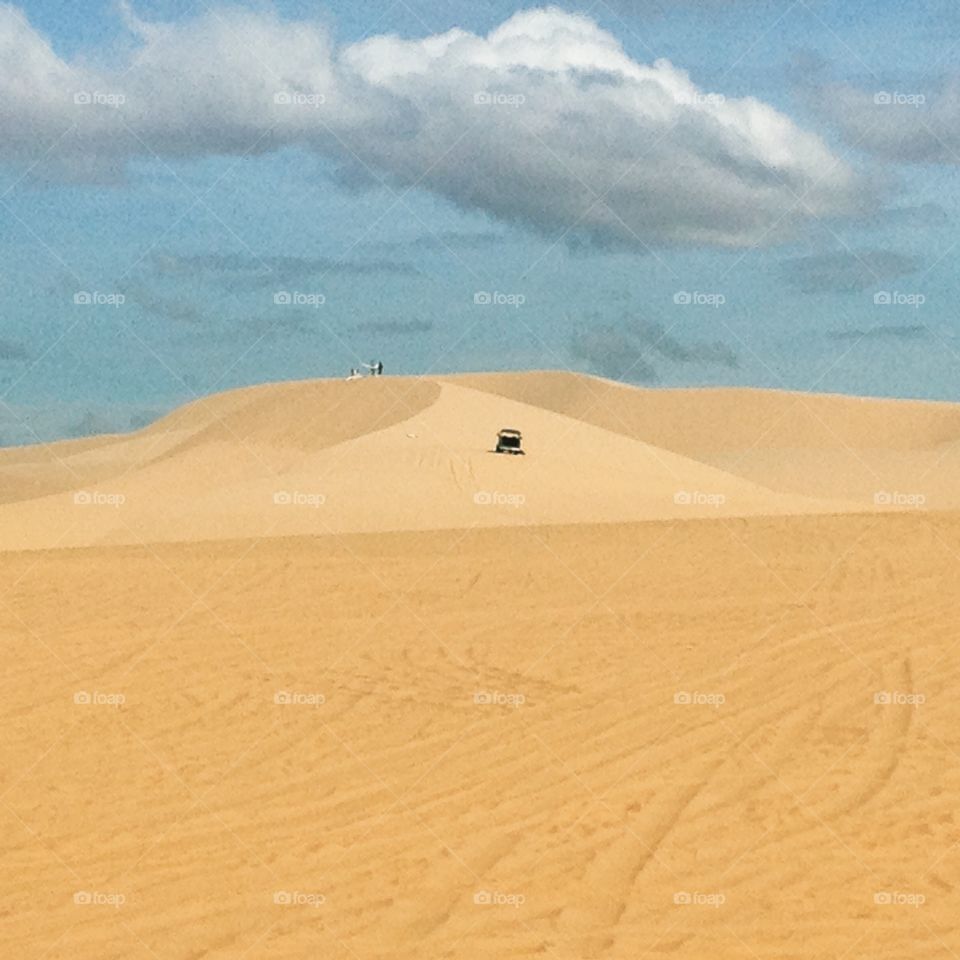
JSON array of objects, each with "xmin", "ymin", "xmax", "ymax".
[{"xmin": 2, "ymin": 371, "xmax": 958, "ymax": 958}]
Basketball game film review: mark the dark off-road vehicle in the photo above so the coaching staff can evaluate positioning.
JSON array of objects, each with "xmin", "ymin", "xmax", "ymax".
[{"xmin": 494, "ymin": 428, "xmax": 524, "ymax": 455}]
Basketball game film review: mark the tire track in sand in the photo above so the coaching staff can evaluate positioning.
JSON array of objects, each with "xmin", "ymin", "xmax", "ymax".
[{"xmin": 560, "ymin": 757, "xmax": 726, "ymax": 955}]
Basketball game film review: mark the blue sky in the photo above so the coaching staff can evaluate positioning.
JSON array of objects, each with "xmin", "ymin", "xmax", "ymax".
[{"xmin": 1, "ymin": 0, "xmax": 959, "ymax": 443}]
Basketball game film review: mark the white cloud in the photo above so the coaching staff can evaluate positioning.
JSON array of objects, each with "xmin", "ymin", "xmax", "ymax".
[{"xmin": 0, "ymin": 3, "xmax": 872, "ymax": 247}]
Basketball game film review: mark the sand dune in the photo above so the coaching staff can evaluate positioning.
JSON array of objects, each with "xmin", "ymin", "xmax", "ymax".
[
  {"xmin": 454, "ymin": 370, "xmax": 960, "ymax": 505},
  {"xmin": 1, "ymin": 371, "xmax": 952, "ymax": 551},
  {"xmin": 1, "ymin": 372, "xmax": 956, "ymax": 958}
]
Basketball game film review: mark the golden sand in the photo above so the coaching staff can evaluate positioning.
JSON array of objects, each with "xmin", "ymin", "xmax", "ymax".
[{"xmin": 1, "ymin": 372, "xmax": 955, "ymax": 957}]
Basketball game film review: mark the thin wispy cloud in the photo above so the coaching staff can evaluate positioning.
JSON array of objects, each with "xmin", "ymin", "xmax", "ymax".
[
  {"xmin": 827, "ymin": 324, "xmax": 929, "ymax": 342},
  {"xmin": 780, "ymin": 250, "xmax": 920, "ymax": 294},
  {"xmin": 812, "ymin": 75, "xmax": 960, "ymax": 165},
  {"xmin": 861, "ymin": 203, "xmax": 949, "ymax": 231},
  {"xmin": 363, "ymin": 232, "xmax": 508, "ymax": 254},
  {"xmin": 125, "ymin": 283, "xmax": 206, "ymax": 325},
  {"xmin": 354, "ymin": 319, "xmax": 434, "ymax": 335},
  {"xmin": 571, "ymin": 317, "xmax": 738, "ymax": 382},
  {"xmin": 151, "ymin": 252, "xmax": 418, "ymax": 288},
  {"xmin": 0, "ymin": 338, "xmax": 29, "ymax": 361}
]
